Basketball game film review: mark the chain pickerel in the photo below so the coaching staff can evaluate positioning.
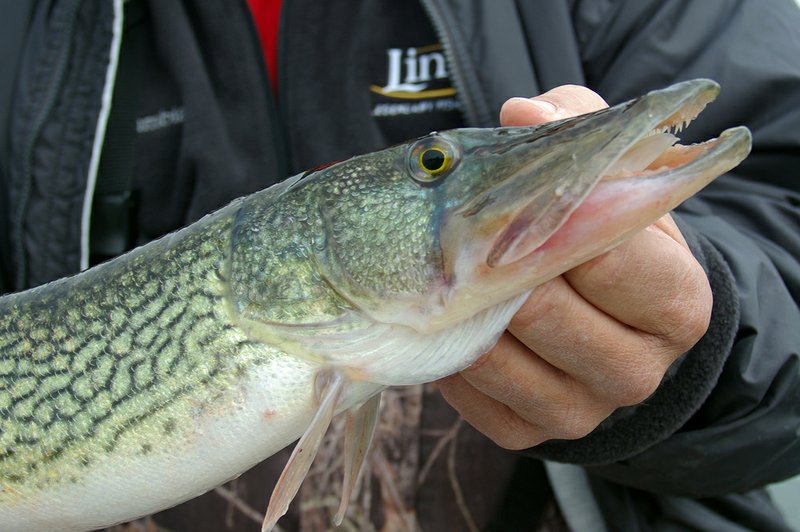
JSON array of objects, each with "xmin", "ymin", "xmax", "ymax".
[{"xmin": 0, "ymin": 80, "xmax": 751, "ymax": 531}]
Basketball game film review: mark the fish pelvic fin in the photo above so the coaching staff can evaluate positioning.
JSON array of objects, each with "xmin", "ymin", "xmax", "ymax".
[
  {"xmin": 334, "ymin": 392, "xmax": 382, "ymax": 526},
  {"xmin": 262, "ymin": 369, "xmax": 347, "ymax": 531}
]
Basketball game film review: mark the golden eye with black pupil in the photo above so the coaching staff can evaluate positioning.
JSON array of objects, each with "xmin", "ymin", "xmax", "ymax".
[
  {"xmin": 408, "ymin": 136, "xmax": 460, "ymax": 184},
  {"xmin": 420, "ymin": 148, "xmax": 446, "ymax": 173}
]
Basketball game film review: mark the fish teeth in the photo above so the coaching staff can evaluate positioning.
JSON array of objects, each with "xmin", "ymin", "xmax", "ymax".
[{"xmin": 650, "ymin": 111, "xmax": 696, "ymax": 137}]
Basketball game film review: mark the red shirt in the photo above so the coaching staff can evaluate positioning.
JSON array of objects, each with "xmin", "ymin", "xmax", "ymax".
[{"xmin": 247, "ymin": 0, "xmax": 282, "ymax": 94}]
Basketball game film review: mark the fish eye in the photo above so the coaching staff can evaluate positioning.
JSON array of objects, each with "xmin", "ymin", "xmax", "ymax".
[
  {"xmin": 420, "ymin": 148, "xmax": 447, "ymax": 172},
  {"xmin": 408, "ymin": 136, "xmax": 460, "ymax": 184}
]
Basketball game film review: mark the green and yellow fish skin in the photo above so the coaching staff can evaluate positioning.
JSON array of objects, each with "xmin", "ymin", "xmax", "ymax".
[
  {"xmin": 0, "ymin": 208, "xmax": 245, "ymax": 495},
  {"xmin": 0, "ymin": 79, "xmax": 751, "ymax": 530}
]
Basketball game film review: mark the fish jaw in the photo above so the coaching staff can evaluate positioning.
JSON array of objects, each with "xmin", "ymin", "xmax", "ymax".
[
  {"xmin": 452, "ymin": 126, "xmax": 752, "ymax": 309},
  {"xmin": 427, "ymin": 79, "xmax": 751, "ymax": 330}
]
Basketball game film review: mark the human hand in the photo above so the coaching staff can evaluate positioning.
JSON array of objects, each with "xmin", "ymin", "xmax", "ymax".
[{"xmin": 437, "ymin": 85, "xmax": 713, "ymax": 450}]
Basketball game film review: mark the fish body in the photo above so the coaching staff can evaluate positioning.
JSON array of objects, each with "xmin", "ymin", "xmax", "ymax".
[
  {"xmin": 0, "ymin": 200, "xmax": 334, "ymax": 529},
  {"xmin": 0, "ymin": 80, "xmax": 751, "ymax": 530}
]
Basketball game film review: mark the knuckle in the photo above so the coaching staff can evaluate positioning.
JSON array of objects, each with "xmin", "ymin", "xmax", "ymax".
[
  {"xmin": 655, "ymin": 264, "xmax": 713, "ymax": 351},
  {"xmin": 461, "ymin": 337, "xmax": 510, "ymax": 376},
  {"xmin": 509, "ymin": 277, "xmax": 572, "ymax": 335},
  {"xmin": 549, "ymin": 412, "xmax": 596, "ymax": 440},
  {"xmin": 539, "ymin": 386, "xmax": 610, "ymax": 441},
  {"xmin": 491, "ymin": 429, "xmax": 542, "ymax": 451},
  {"xmin": 674, "ymin": 302, "xmax": 712, "ymax": 350},
  {"xmin": 659, "ymin": 300, "xmax": 711, "ymax": 352},
  {"xmin": 492, "ymin": 432, "xmax": 526, "ymax": 450},
  {"xmin": 510, "ymin": 281, "xmax": 557, "ymax": 327},
  {"xmin": 552, "ymin": 400, "xmax": 607, "ymax": 441},
  {"xmin": 462, "ymin": 349, "xmax": 497, "ymax": 374},
  {"xmin": 486, "ymin": 410, "xmax": 546, "ymax": 450},
  {"xmin": 613, "ymin": 366, "xmax": 664, "ymax": 406}
]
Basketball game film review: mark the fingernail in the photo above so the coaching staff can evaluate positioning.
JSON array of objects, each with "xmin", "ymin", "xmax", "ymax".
[
  {"xmin": 501, "ymin": 97, "xmax": 559, "ymax": 126},
  {"xmin": 527, "ymin": 99, "xmax": 557, "ymax": 113}
]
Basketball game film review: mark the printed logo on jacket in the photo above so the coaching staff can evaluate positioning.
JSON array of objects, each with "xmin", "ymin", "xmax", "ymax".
[{"xmin": 371, "ymin": 44, "xmax": 462, "ymax": 118}]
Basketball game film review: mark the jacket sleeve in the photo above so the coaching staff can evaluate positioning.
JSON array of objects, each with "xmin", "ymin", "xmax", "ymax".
[{"xmin": 526, "ymin": 0, "xmax": 800, "ymax": 497}]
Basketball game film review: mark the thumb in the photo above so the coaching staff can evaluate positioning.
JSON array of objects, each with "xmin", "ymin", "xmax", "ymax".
[{"xmin": 500, "ymin": 84, "xmax": 609, "ymax": 126}]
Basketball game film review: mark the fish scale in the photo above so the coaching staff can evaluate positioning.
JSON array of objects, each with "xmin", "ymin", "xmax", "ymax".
[
  {"xmin": 0, "ymin": 80, "xmax": 751, "ymax": 531},
  {"xmin": 0, "ymin": 205, "xmax": 251, "ymax": 499}
]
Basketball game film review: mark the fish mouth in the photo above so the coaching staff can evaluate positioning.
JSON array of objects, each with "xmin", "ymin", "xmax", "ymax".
[{"xmin": 486, "ymin": 79, "xmax": 752, "ymax": 268}]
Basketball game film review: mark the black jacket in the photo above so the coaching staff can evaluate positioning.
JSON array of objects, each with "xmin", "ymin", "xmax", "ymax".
[{"xmin": 1, "ymin": 0, "xmax": 799, "ymax": 530}]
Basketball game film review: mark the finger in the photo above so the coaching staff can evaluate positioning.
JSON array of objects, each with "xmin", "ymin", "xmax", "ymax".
[
  {"xmin": 457, "ymin": 332, "xmax": 615, "ymax": 436},
  {"xmin": 500, "ymin": 84, "xmax": 608, "ymax": 126},
  {"xmin": 562, "ymin": 218, "xmax": 712, "ymax": 348},
  {"xmin": 437, "ymin": 372, "xmax": 549, "ymax": 450},
  {"xmin": 652, "ymin": 213, "xmax": 689, "ymax": 249},
  {"xmin": 509, "ymin": 276, "xmax": 676, "ymax": 405}
]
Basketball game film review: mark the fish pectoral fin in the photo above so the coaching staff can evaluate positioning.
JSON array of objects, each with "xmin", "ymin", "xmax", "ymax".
[
  {"xmin": 261, "ymin": 369, "xmax": 347, "ymax": 532},
  {"xmin": 334, "ymin": 392, "xmax": 382, "ymax": 526}
]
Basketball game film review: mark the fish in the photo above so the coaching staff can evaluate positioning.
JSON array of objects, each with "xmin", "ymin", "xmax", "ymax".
[{"xmin": 0, "ymin": 79, "xmax": 751, "ymax": 531}]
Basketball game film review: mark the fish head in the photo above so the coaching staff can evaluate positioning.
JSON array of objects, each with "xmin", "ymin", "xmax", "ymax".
[{"xmin": 309, "ymin": 79, "xmax": 750, "ymax": 337}]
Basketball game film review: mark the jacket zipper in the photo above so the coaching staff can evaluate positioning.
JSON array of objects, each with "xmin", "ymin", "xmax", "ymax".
[
  {"xmin": 80, "ymin": 0, "xmax": 125, "ymax": 272},
  {"xmin": 14, "ymin": 0, "xmax": 86, "ymax": 289},
  {"xmin": 418, "ymin": 0, "xmax": 493, "ymax": 127}
]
